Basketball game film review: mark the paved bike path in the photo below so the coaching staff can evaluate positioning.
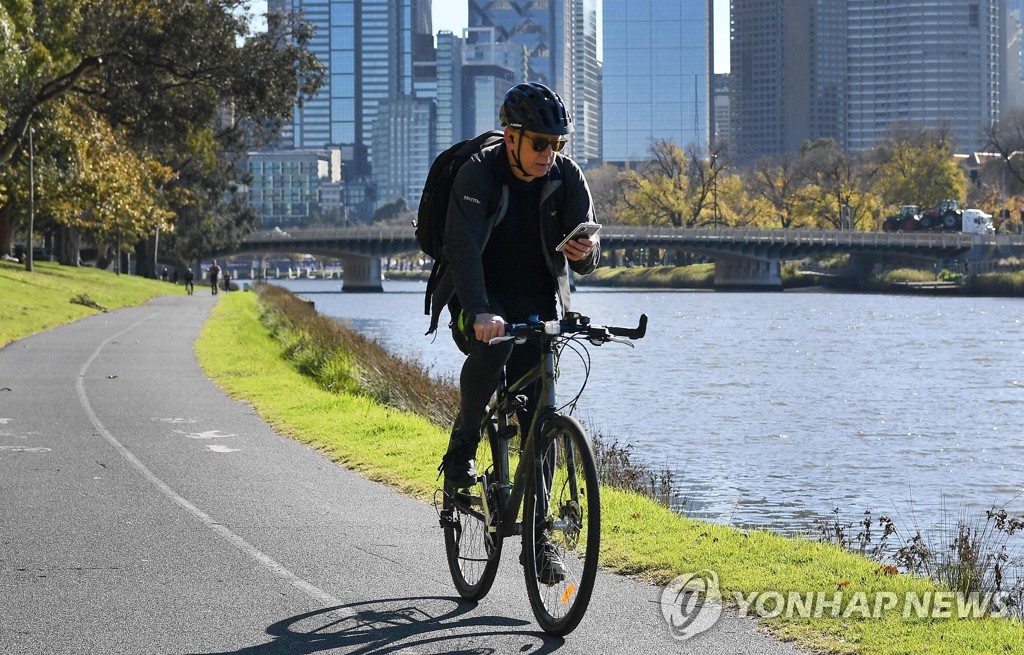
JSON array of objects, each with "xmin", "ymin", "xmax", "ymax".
[{"xmin": 0, "ymin": 294, "xmax": 804, "ymax": 654}]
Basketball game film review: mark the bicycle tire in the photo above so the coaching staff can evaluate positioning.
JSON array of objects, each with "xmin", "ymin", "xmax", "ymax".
[
  {"xmin": 522, "ymin": 415, "xmax": 600, "ymax": 635},
  {"xmin": 442, "ymin": 422, "xmax": 504, "ymax": 600}
]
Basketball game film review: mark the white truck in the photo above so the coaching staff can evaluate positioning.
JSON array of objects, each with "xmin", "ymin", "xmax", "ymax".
[{"xmin": 961, "ymin": 208, "xmax": 995, "ymax": 235}]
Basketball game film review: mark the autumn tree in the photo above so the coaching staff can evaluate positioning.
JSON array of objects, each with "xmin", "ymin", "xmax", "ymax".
[
  {"xmin": 744, "ymin": 151, "xmax": 809, "ymax": 228},
  {"xmin": 864, "ymin": 124, "xmax": 966, "ymax": 213},
  {"xmin": 0, "ymin": 0, "xmax": 323, "ymax": 267},
  {"xmin": 798, "ymin": 138, "xmax": 879, "ymax": 230},
  {"xmin": 619, "ymin": 139, "xmax": 726, "ymax": 227}
]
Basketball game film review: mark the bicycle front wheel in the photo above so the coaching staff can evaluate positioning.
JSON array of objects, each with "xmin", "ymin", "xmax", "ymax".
[
  {"xmin": 442, "ymin": 423, "xmax": 503, "ymax": 600},
  {"xmin": 522, "ymin": 415, "xmax": 600, "ymax": 635}
]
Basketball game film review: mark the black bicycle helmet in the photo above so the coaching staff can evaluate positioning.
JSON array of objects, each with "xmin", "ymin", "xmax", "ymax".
[{"xmin": 500, "ymin": 82, "xmax": 574, "ymax": 136}]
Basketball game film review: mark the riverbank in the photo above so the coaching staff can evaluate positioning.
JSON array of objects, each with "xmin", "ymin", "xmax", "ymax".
[
  {"xmin": 3, "ymin": 263, "xmax": 1021, "ymax": 653},
  {"xmin": 386, "ymin": 263, "xmax": 1024, "ymax": 296}
]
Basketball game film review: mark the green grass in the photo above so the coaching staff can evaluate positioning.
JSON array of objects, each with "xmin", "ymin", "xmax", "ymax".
[
  {"xmin": 0, "ymin": 260, "xmax": 183, "ymax": 348},
  {"xmin": 197, "ymin": 290, "xmax": 1022, "ymax": 654},
  {"xmin": 580, "ymin": 263, "xmax": 716, "ymax": 288}
]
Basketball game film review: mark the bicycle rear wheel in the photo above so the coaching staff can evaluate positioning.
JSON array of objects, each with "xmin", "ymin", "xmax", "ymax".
[
  {"xmin": 441, "ymin": 423, "xmax": 503, "ymax": 600},
  {"xmin": 522, "ymin": 415, "xmax": 600, "ymax": 635}
]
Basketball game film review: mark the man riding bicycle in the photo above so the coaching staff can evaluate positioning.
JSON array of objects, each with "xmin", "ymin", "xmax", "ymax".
[{"xmin": 436, "ymin": 82, "xmax": 601, "ymax": 582}]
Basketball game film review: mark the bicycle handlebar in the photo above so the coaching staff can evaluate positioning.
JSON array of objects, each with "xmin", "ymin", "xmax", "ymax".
[
  {"xmin": 607, "ymin": 314, "xmax": 648, "ymax": 339},
  {"xmin": 489, "ymin": 312, "xmax": 648, "ymax": 345}
]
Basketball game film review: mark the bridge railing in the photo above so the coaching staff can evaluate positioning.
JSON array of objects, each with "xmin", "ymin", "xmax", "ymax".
[
  {"xmin": 252, "ymin": 225, "xmax": 417, "ymax": 240},
  {"xmin": 600, "ymin": 226, "xmax": 983, "ymax": 249},
  {"xmin": 243, "ymin": 225, "xmax": 1024, "ymax": 253}
]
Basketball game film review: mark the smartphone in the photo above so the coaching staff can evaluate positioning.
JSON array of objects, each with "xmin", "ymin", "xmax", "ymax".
[{"xmin": 555, "ymin": 222, "xmax": 602, "ymax": 252}]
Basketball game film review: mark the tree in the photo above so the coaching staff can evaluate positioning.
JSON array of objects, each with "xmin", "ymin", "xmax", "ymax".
[
  {"xmin": 619, "ymin": 139, "xmax": 725, "ymax": 228},
  {"xmin": 0, "ymin": 0, "xmax": 324, "ymax": 264},
  {"xmin": 983, "ymin": 108, "xmax": 1024, "ymax": 192},
  {"xmin": 584, "ymin": 163, "xmax": 630, "ymax": 224},
  {"xmin": 745, "ymin": 152, "xmax": 807, "ymax": 228},
  {"xmin": 798, "ymin": 138, "xmax": 877, "ymax": 230},
  {"xmin": 865, "ymin": 125, "xmax": 965, "ymax": 212},
  {"xmin": 373, "ymin": 197, "xmax": 409, "ymax": 223}
]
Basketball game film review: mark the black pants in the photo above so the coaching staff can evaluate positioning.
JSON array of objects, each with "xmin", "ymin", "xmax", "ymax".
[{"xmin": 457, "ymin": 292, "xmax": 557, "ymax": 440}]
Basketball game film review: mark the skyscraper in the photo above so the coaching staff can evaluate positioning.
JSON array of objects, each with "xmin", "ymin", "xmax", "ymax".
[
  {"xmin": 469, "ymin": 0, "xmax": 601, "ymax": 167},
  {"xmin": 602, "ymin": 1, "xmax": 712, "ymax": 164},
  {"xmin": 571, "ymin": 0, "xmax": 602, "ymax": 167},
  {"xmin": 846, "ymin": 0, "xmax": 1005, "ymax": 152},
  {"xmin": 730, "ymin": 0, "xmax": 846, "ymax": 162},
  {"xmin": 265, "ymin": 0, "xmax": 436, "ymax": 220},
  {"xmin": 459, "ymin": 27, "xmax": 525, "ymax": 139}
]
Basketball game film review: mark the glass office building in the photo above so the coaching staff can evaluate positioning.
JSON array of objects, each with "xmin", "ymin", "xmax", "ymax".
[
  {"xmin": 469, "ymin": 0, "xmax": 600, "ymax": 167},
  {"xmin": 602, "ymin": 1, "xmax": 711, "ymax": 163},
  {"xmin": 572, "ymin": 0, "xmax": 602, "ymax": 167},
  {"xmin": 263, "ymin": 0, "xmax": 435, "ymax": 220},
  {"xmin": 847, "ymin": 0, "xmax": 1005, "ymax": 152}
]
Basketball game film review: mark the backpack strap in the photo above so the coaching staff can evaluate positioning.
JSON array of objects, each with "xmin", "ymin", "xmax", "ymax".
[{"xmin": 425, "ymin": 184, "xmax": 509, "ymax": 335}]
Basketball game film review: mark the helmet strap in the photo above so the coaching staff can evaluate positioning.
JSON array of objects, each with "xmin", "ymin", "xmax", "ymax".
[{"xmin": 509, "ymin": 129, "xmax": 532, "ymax": 179}]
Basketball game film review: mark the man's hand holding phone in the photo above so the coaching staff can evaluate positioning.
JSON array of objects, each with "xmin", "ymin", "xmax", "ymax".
[{"xmin": 556, "ymin": 222, "xmax": 601, "ymax": 261}]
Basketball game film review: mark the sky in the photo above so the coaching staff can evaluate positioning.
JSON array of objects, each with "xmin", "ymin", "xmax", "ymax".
[{"xmin": 432, "ymin": 0, "xmax": 731, "ymax": 74}]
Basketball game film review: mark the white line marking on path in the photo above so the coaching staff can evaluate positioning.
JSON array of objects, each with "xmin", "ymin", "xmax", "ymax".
[
  {"xmin": 174, "ymin": 429, "xmax": 236, "ymax": 439},
  {"xmin": 206, "ymin": 445, "xmax": 241, "ymax": 453},
  {"xmin": 76, "ymin": 312, "xmax": 341, "ymax": 607}
]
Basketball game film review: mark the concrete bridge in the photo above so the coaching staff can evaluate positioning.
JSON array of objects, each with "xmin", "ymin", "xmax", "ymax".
[{"xmin": 221, "ymin": 225, "xmax": 1002, "ymax": 292}]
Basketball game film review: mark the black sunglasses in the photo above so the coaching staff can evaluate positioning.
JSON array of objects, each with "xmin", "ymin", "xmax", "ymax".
[{"xmin": 522, "ymin": 133, "xmax": 568, "ymax": 153}]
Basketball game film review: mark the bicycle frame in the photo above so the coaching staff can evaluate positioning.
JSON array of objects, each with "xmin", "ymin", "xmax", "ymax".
[{"xmin": 478, "ymin": 333, "xmax": 560, "ymax": 540}]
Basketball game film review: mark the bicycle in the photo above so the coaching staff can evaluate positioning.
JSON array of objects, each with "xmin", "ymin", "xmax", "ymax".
[{"xmin": 436, "ymin": 311, "xmax": 647, "ymax": 635}]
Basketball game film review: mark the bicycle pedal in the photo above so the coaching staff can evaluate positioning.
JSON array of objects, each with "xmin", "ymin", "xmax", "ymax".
[
  {"xmin": 438, "ymin": 508, "xmax": 458, "ymax": 530},
  {"xmin": 499, "ymin": 425, "xmax": 518, "ymax": 440}
]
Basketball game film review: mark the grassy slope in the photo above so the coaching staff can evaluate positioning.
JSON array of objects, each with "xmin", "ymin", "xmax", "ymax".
[
  {"xmin": 197, "ymin": 291, "xmax": 1022, "ymax": 655},
  {"xmin": 0, "ymin": 260, "xmax": 183, "ymax": 348}
]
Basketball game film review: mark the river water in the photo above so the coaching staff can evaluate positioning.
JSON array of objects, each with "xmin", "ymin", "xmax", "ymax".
[{"xmin": 272, "ymin": 278, "xmax": 1024, "ymax": 545}]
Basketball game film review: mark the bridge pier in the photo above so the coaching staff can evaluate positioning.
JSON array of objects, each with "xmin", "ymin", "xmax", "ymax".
[
  {"xmin": 714, "ymin": 256, "xmax": 783, "ymax": 290},
  {"xmin": 342, "ymin": 255, "xmax": 383, "ymax": 292}
]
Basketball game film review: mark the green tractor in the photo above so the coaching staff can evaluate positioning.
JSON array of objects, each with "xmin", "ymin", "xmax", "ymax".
[
  {"xmin": 882, "ymin": 205, "xmax": 920, "ymax": 232},
  {"xmin": 919, "ymin": 199, "xmax": 963, "ymax": 230}
]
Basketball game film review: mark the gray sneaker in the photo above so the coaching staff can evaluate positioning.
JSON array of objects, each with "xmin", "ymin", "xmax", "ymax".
[{"xmin": 522, "ymin": 537, "xmax": 567, "ymax": 585}]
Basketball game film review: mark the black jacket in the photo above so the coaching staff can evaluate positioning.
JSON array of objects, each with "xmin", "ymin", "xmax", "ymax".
[{"xmin": 428, "ymin": 141, "xmax": 600, "ymax": 333}]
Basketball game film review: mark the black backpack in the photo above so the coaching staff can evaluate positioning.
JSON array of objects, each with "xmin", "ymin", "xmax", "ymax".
[
  {"xmin": 415, "ymin": 129, "xmax": 504, "ymax": 259},
  {"xmin": 418, "ymin": 130, "xmax": 505, "ymax": 345}
]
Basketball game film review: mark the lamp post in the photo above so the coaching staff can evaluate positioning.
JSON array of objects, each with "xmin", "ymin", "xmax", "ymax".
[
  {"xmin": 710, "ymin": 152, "xmax": 719, "ymax": 228},
  {"xmin": 26, "ymin": 121, "xmax": 34, "ymax": 272}
]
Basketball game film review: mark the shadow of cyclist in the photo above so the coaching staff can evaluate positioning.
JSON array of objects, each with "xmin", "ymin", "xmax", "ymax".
[{"xmin": 191, "ymin": 596, "xmax": 565, "ymax": 655}]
